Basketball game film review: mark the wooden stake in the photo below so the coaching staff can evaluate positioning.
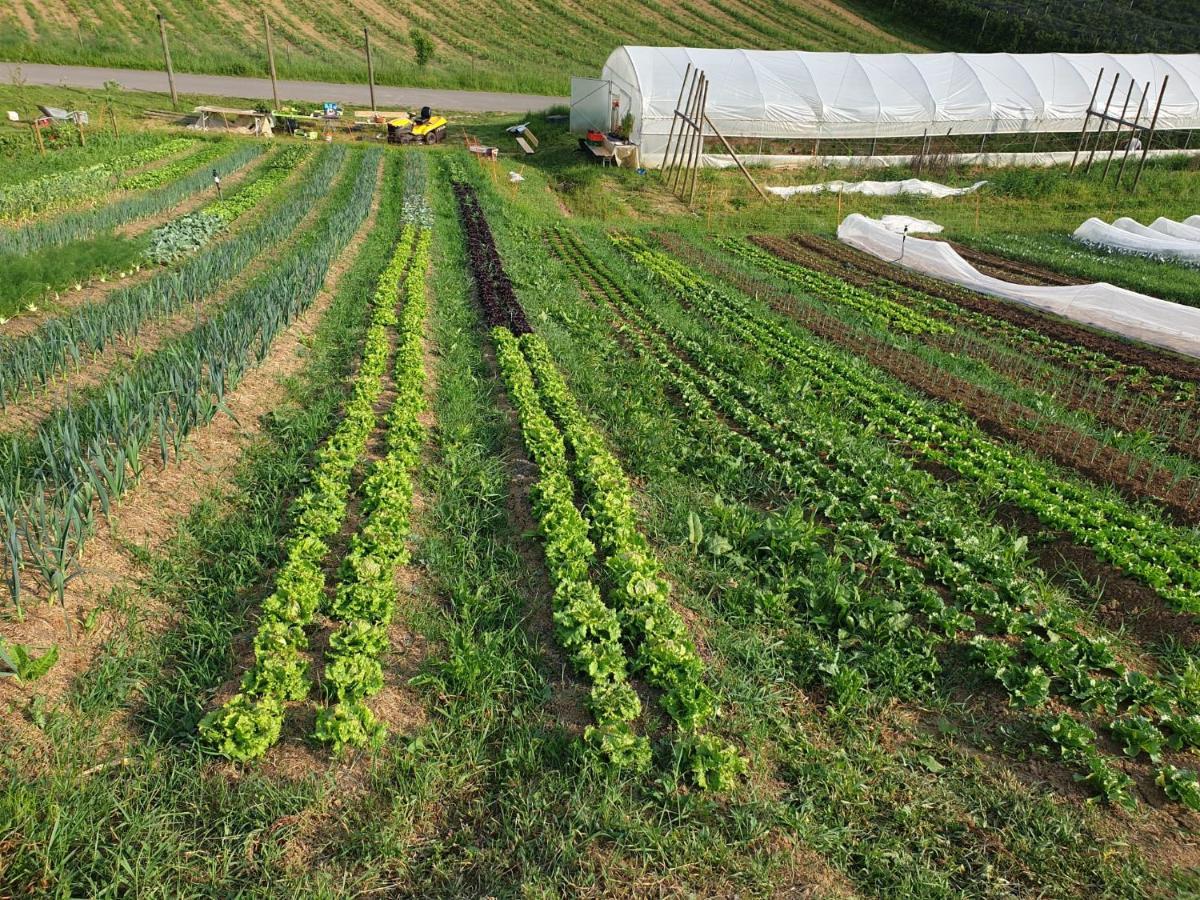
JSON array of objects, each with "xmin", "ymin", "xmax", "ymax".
[
  {"xmin": 686, "ymin": 77, "xmax": 708, "ymax": 206},
  {"xmin": 31, "ymin": 120, "xmax": 45, "ymax": 156},
  {"xmin": 1132, "ymin": 75, "xmax": 1169, "ymax": 191},
  {"xmin": 1085, "ymin": 73, "xmax": 1120, "ymax": 174},
  {"xmin": 157, "ymin": 13, "xmax": 178, "ymax": 109},
  {"xmin": 108, "ymin": 102, "xmax": 119, "ymax": 138},
  {"xmin": 364, "ymin": 27, "xmax": 376, "ymax": 112},
  {"xmin": 660, "ymin": 62, "xmax": 692, "ymax": 180},
  {"xmin": 703, "ymin": 112, "xmax": 770, "ymax": 202},
  {"xmin": 264, "ymin": 12, "xmax": 280, "ymax": 112},
  {"xmin": 1102, "ymin": 78, "xmax": 1135, "ymax": 179},
  {"xmin": 1070, "ymin": 68, "xmax": 1104, "ymax": 172},
  {"xmin": 1116, "ymin": 81, "xmax": 1149, "ymax": 185},
  {"xmin": 669, "ymin": 69, "xmax": 700, "ymax": 192}
]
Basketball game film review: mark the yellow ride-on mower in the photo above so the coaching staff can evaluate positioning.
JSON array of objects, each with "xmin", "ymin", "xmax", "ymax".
[{"xmin": 387, "ymin": 106, "xmax": 448, "ymax": 144}]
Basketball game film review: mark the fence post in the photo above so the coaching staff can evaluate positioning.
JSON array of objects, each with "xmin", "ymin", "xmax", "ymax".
[{"xmin": 157, "ymin": 13, "xmax": 178, "ymax": 109}]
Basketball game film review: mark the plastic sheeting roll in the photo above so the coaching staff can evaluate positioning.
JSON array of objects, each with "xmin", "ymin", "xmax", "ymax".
[
  {"xmin": 1074, "ymin": 217, "xmax": 1200, "ymax": 264},
  {"xmin": 838, "ymin": 213, "xmax": 1200, "ymax": 360},
  {"xmin": 768, "ymin": 178, "xmax": 988, "ymax": 199}
]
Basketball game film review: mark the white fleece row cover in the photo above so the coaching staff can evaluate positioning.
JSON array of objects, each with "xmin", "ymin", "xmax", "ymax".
[
  {"xmin": 768, "ymin": 178, "xmax": 988, "ymax": 199},
  {"xmin": 838, "ymin": 214, "xmax": 1200, "ymax": 360},
  {"xmin": 879, "ymin": 215, "xmax": 944, "ymax": 234},
  {"xmin": 1073, "ymin": 217, "xmax": 1200, "ymax": 264},
  {"xmin": 599, "ymin": 48, "xmax": 1200, "ymax": 159}
]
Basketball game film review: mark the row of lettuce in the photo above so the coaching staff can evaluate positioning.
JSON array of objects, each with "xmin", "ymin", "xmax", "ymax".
[
  {"xmin": 201, "ymin": 155, "xmax": 432, "ymax": 759},
  {"xmin": 547, "ymin": 226, "xmax": 1200, "ymax": 810},
  {"xmin": 447, "ymin": 165, "xmax": 744, "ymax": 789}
]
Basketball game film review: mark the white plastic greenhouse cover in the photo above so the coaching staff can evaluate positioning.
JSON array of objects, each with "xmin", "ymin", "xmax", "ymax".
[
  {"xmin": 838, "ymin": 214, "xmax": 1200, "ymax": 360},
  {"xmin": 599, "ymin": 47, "xmax": 1200, "ymax": 161},
  {"xmin": 1073, "ymin": 218, "xmax": 1200, "ymax": 264}
]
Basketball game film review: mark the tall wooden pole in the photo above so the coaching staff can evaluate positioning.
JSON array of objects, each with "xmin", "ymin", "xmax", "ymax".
[
  {"xmin": 659, "ymin": 62, "xmax": 692, "ymax": 179},
  {"xmin": 686, "ymin": 76, "xmax": 708, "ymax": 206},
  {"xmin": 667, "ymin": 69, "xmax": 699, "ymax": 189},
  {"xmin": 157, "ymin": 13, "xmax": 178, "ymax": 109},
  {"xmin": 1132, "ymin": 76, "xmax": 1169, "ymax": 191},
  {"xmin": 264, "ymin": 12, "xmax": 280, "ymax": 112},
  {"xmin": 1085, "ymin": 73, "xmax": 1120, "ymax": 174},
  {"xmin": 1115, "ymin": 81, "xmax": 1149, "ymax": 185},
  {"xmin": 364, "ymin": 27, "xmax": 376, "ymax": 112},
  {"xmin": 1102, "ymin": 78, "xmax": 1135, "ymax": 179},
  {"xmin": 1070, "ymin": 68, "xmax": 1104, "ymax": 172},
  {"xmin": 674, "ymin": 73, "xmax": 702, "ymax": 193}
]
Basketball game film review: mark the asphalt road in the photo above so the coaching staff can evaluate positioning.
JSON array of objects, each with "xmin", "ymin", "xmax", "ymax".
[{"xmin": 2, "ymin": 62, "xmax": 567, "ymax": 114}]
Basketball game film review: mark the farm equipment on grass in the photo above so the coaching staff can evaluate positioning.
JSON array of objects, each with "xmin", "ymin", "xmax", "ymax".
[{"xmin": 388, "ymin": 107, "xmax": 448, "ymax": 144}]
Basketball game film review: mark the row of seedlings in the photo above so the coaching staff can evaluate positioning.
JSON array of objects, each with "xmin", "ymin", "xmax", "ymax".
[
  {"xmin": 0, "ymin": 146, "xmax": 327, "ymax": 408},
  {"xmin": 0, "ymin": 136, "xmax": 196, "ymax": 221},
  {"xmin": 550, "ymin": 229, "xmax": 1200, "ymax": 808},
  {"xmin": 316, "ymin": 207, "xmax": 432, "ymax": 750},
  {"xmin": 615, "ymin": 235, "xmax": 1200, "ymax": 613},
  {"xmin": 451, "ymin": 166, "xmax": 741, "ymax": 786}
]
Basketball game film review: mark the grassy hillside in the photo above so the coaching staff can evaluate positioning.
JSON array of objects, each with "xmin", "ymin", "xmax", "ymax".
[
  {"xmin": 850, "ymin": 0, "xmax": 1200, "ymax": 54},
  {"xmin": 0, "ymin": 0, "xmax": 925, "ymax": 96}
]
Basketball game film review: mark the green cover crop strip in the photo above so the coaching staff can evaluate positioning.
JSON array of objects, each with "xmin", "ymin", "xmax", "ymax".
[
  {"xmin": 518, "ymin": 332, "xmax": 746, "ymax": 790},
  {"xmin": 0, "ymin": 141, "xmax": 265, "ymax": 256},
  {"xmin": 617, "ymin": 235, "xmax": 1200, "ymax": 612},
  {"xmin": 0, "ymin": 148, "xmax": 377, "ymax": 619},
  {"xmin": 0, "ymin": 136, "xmax": 196, "ymax": 221},
  {"xmin": 0, "ymin": 146, "xmax": 323, "ymax": 410},
  {"xmin": 492, "ymin": 326, "xmax": 651, "ymax": 771},
  {"xmin": 315, "ymin": 224, "xmax": 432, "ymax": 752},
  {"xmin": 202, "ymin": 181, "xmax": 412, "ymax": 762}
]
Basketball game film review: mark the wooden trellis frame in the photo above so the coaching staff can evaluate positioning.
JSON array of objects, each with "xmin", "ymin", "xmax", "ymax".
[
  {"xmin": 660, "ymin": 66, "xmax": 768, "ymax": 206},
  {"xmin": 1070, "ymin": 69, "xmax": 1169, "ymax": 190}
]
